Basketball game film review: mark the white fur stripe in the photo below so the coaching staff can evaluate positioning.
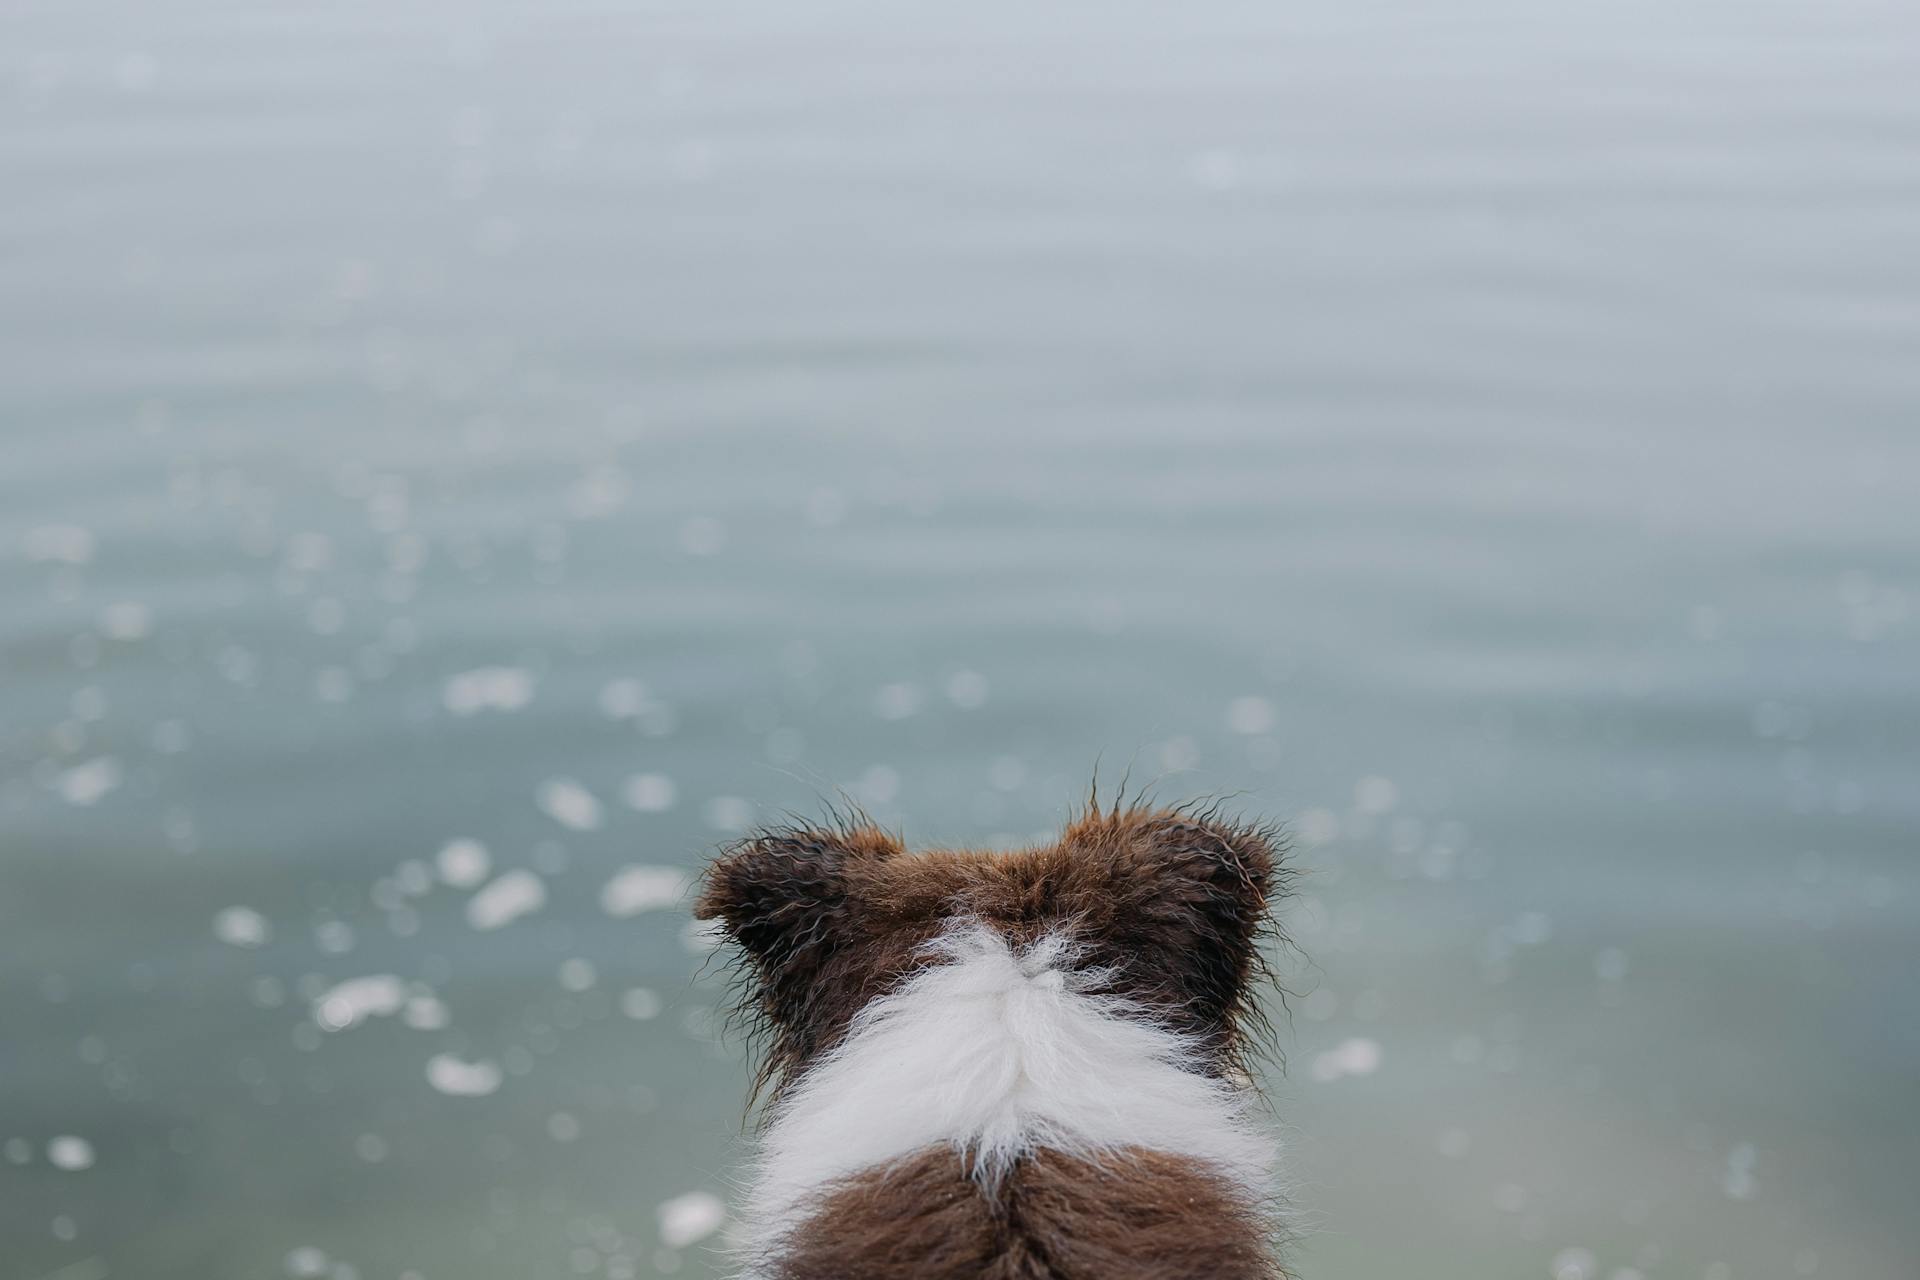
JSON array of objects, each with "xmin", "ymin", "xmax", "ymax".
[{"xmin": 741, "ymin": 921, "xmax": 1274, "ymax": 1246}]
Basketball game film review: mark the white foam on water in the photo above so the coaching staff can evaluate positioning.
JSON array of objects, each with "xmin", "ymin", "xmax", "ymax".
[
  {"xmin": 213, "ymin": 906, "xmax": 271, "ymax": 948},
  {"xmin": 1551, "ymin": 1247, "xmax": 1599, "ymax": 1280},
  {"xmin": 56, "ymin": 758, "xmax": 121, "ymax": 806},
  {"xmin": 425, "ymin": 1054, "xmax": 502, "ymax": 1097},
  {"xmin": 1312, "ymin": 1037, "xmax": 1383, "ymax": 1083},
  {"xmin": 536, "ymin": 778, "xmax": 603, "ymax": 831},
  {"xmin": 48, "ymin": 1136, "xmax": 95, "ymax": 1171},
  {"xmin": 403, "ymin": 995, "xmax": 450, "ymax": 1030},
  {"xmin": 441, "ymin": 666, "xmax": 534, "ymax": 715},
  {"xmin": 312, "ymin": 976, "xmax": 409, "ymax": 1031},
  {"xmin": 621, "ymin": 772, "xmax": 676, "ymax": 812},
  {"xmin": 600, "ymin": 865, "xmax": 688, "ymax": 917},
  {"xmin": 466, "ymin": 869, "xmax": 545, "ymax": 930},
  {"xmin": 657, "ymin": 1190, "xmax": 726, "ymax": 1249},
  {"xmin": 435, "ymin": 838, "xmax": 491, "ymax": 888},
  {"xmin": 285, "ymin": 1247, "xmax": 329, "ymax": 1278}
]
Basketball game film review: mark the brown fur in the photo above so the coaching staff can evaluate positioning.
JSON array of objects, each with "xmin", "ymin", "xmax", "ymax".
[{"xmin": 777, "ymin": 1146, "xmax": 1284, "ymax": 1280}]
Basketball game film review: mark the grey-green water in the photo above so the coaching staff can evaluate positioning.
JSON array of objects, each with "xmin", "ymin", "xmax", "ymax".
[{"xmin": 4, "ymin": 2, "xmax": 1918, "ymax": 1278}]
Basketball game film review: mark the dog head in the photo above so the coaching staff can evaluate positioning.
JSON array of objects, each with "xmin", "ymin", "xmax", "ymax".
[{"xmin": 695, "ymin": 801, "xmax": 1290, "ymax": 1100}]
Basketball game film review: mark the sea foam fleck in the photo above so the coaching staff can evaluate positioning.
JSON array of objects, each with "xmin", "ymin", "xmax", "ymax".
[
  {"xmin": 426, "ymin": 1054, "xmax": 503, "ymax": 1097},
  {"xmin": 536, "ymin": 778, "xmax": 603, "ymax": 831},
  {"xmin": 466, "ymin": 870, "xmax": 546, "ymax": 930},
  {"xmin": 600, "ymin": 865, "xmax": 689, "ymax": 917}
]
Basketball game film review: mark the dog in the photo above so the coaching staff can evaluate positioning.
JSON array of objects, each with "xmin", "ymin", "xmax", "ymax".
[{"xmin": 695, "ymin": 799, "xmax": 1293, "ymax": 1279}]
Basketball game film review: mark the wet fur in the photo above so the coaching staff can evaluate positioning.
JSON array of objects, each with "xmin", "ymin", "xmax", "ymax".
[
  {"xmin": 779, "ymin": 1147, "xmax": 1282, "ymax": 1280},
  {"xmin": 695, "ymin": 797, "xmax": 1294, "ymax": 1279}
]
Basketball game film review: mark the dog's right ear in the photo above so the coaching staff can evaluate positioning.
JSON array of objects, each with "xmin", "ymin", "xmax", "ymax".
[{"xmin": 695, "ymin": 823, "xmax": 898, "ymax": 1007}]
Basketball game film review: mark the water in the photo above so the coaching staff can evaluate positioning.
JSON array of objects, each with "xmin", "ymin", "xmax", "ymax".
[{"xmin": 4, "ymin": 1, "xmax": 1918, "ymax": 1277}]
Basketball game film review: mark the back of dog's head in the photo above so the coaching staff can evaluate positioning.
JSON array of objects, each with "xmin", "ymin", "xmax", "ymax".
[{"xmin": 695, "ymin": 802, "xmax": 1292, "ymax": 1100}]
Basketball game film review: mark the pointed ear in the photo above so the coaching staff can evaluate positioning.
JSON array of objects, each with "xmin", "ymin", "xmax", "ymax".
[
  {"xmin": 696, "ymin": 826, "xmax": 864, "ymax": 956},
  {"xmin": 695, "ymin": 823, "xmax": 902, "ymax": 1094},
  {"xmin": 1076, "ymin": 806, "xmax": 1290, "ymax": 1057},
  {"xmin": 1134, "ymin": 809, "xmax": 1283, "ymax": 947},
  {"xmin": 694, "ymin": 822, "xmax": 899, "ymax": 1004}
]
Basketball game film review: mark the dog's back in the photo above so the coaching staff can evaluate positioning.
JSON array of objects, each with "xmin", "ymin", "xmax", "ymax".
[{"xmin": 776, "ymin": 1146, "xmax": 1275, "ymax": 1280}]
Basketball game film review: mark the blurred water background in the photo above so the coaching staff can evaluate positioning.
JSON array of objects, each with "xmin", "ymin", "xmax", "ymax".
[{"xmin": 4, "ymin": 1, "xmax": 1918, "ymax": 1278}]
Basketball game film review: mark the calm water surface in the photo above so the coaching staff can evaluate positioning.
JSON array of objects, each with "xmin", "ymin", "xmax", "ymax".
[{"xmin": 3, "ymin": 2, "xmax": 1918, "ymax": 1278}]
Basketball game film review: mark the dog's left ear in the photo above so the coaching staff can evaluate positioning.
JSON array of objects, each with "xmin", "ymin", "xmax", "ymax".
[
  {"xmin": 695, "ymin": 823, "xmax": 898, "ymax": 1022},
  {"xmin": 1130, "ymin": 809, "xmax": 1281, "ymax": 956},
  {"xmin": 1073, "ymin": 807, "xmax": 1288, "ymax": 1051}
]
